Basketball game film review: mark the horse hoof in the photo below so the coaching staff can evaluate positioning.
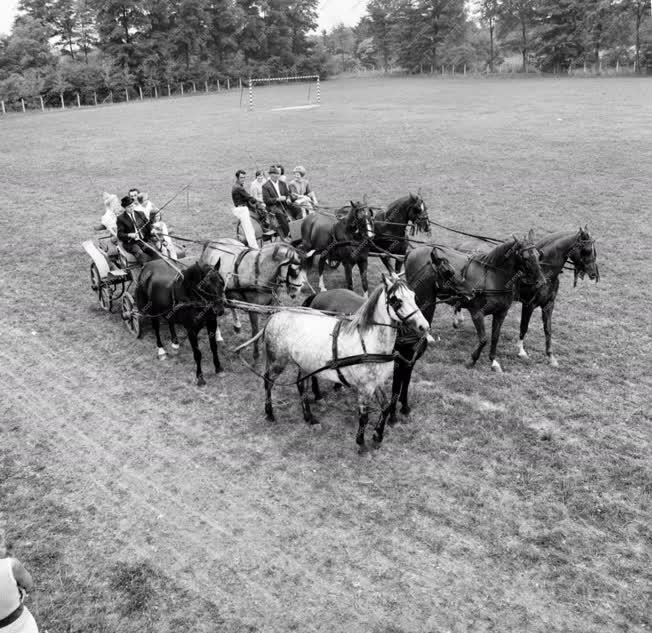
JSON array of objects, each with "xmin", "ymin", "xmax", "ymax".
[
  {"xmin": 306, "ymin": 416, "xmax": 319, "ymax": 425},
  {"xmin": 388, "ymin": 414, "xmax": 398, "ymax": 427},
  {"xmin": 549, "ymin": 355, "xmax": 559, "ymax": 368},
  {"xmin": 171, "ymin": 342, "xmax": 180, "ymax": 351},
  {"xmin": 465, "ymin": 360, "xmax": 476, "ymax": 369},
  {"xmin": 518, "ymin": 350, "xmax": 528, "ymax": 359},
  {"xmin": 400, "ymin": 405, "xmax": 411, "ymax": 415},
  {"xmin": 491, "ymin": 361, "xmax": 503, "ymax": 373},
  {"xmin": 197, "ymin": 375, "xmax": 206, "ymax": 386},
  {"xmin": 215, "ymin": 366, "xmax": 224, "ymax": 374},
  {"xmin": 157, "ymin": 348, "xmax": 167, "ymax": 359},
  {"xmin": 372, "ymin": 432, "xmax": 383, "ymax": 444},
  {"xmin": 319, "ymin": 285, "xmax": 327, "ymax": 293},
  {"xmin": 215, "ymin": 332, "xmax": 224, "ymax": 343}
]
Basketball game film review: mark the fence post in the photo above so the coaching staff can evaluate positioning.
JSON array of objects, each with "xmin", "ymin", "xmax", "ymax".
[
  {"xmin": 192, "ymin": 81, "xmax": 196, "ymax": 92},
  {"xmin": 452, "ymin": 65, "xmax": 455, "ymax": 76},
  {"xmin": 77, "ymin": 92, "xmax": 81, "ymax": 107},
  {"xmin": 39, "ymin": 95, "xmax": 44, "ymax": 111},
  {"xmin": 60, "ymin": 93, "xmax": 65, "ymax": 109},
  {"xmin": 204, "ymin": 80, "xmax": 208, "ymax": 93},
  {"xmin": 154, "ymin": 85, "xmax": 158, "ymax": 98},
  {"xmin": 316, "ymin": 76, "xmax": 320, "ymax": 104},
  {"xmin": 248, "ymin": 78, "xmax": 253, "ymax": 111},
  {"xmin": 584, "ymin": 61, "xmax": 587, "ymax": 73},
  {"xmin": 227, "ymin": 77, "xmax": 230, "ymax": 90},
  {"xmin": 180, "ymin": 83, "xmax": 184, "ymax": 95},
  {"xmin": 21, "ymin": 98, "xmax": 25, "ymax": 113},
  {"xmin": 441, "ymin": 65, "xmax": 444, "ymax": 75},
  {"xmin": 1, "ymin": 100, "xmax": 5, "ymax": 115},
  {"xmin": 110, "ymin": 90, "xmax": 113, "ymax": 103},
  {"xmin": 167, "ymin": 83, "xmax": 171, "ymax": 96},
  {"xmin": 93, "ymin": 91, "xmax": 97, "ymax": 106},
  {"xmin": 616, "ymin": 60, "xmax": 619, "ymax": 73},
  {"xmin": 464, "ymin": 64, "xmax": 466, "ymax": 76},
  {"xmin": 125, "ymin": 88, "xmax": 129, "ymax": 101},
  {"xmin": 139, "ymin": 86, "xmax": 143, "ymax": 100},
  {"xmin": 239, "ymin": 77, "xmax": 242, "ymax": 90}
]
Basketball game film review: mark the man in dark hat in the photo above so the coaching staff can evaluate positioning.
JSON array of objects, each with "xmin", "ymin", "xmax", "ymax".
[
  {"xmin": 116, "ymin": 195, "xmax": 160, "ymax": 264},
  {"xmin": 262, "ymin": 165, "xmax": 301, "ymax": 238}
]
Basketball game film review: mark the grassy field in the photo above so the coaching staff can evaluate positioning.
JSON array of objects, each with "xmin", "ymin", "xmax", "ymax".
[{"xmin": 1, "ymin": 76, "xmax": 650, "ymax": 633}]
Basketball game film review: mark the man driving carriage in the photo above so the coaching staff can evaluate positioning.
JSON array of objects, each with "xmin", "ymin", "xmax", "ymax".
[
  {"xmin": 262, "ymin": 165, "xmax": 303, "ymax": 238},
  {"xmin": 116, "ymin": 195, "xmax": 162, "ymax": 264}
]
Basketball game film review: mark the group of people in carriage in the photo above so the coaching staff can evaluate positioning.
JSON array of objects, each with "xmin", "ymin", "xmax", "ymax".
[{"xmin": 231, "ymin": 164, "xmax": 318, "ymax": 246}]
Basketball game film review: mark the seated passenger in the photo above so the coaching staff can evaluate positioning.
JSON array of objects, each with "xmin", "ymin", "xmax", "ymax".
[
  {"xmin": 116, "ymin": 196, "xmax": 161, "ymax": 264},
  {"xmin": 262, "ymin": 165, "xmax": 303, "ymax": 237},
  {"xmin": 288, "ymin": 165, "xmax": 318, "ymax": 217},
  {"xmin": 249, "ymin": 170, "xmax": 266, "ymax": 204}
]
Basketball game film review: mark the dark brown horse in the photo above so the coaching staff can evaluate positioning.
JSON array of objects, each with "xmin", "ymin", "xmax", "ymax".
[
  {"xmin": 301, "ymin": 201, "xmax": 375, "ymax": 296},
  {"xmin": 371, "ymin": 192, "xmax": 430, "ymax": 274},
  {"xmin": 304, "ymin": 247, "xmax": 475, "ymax": 425},
  {"xmin": 135, "ymin": 258, "xmax": 226, "ymax": 385},
  {"xmin": 446, "ymin": 230, "xmax": 547, "ymax": 372},
  {"xmin": 457, "ymin": 227, "xmax": 599, "ymax": 366}
]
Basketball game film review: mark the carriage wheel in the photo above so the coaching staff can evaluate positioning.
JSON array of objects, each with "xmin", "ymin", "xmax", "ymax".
[
  {"xmin": 90, "ymin": 263, "xmax": 112, "ymax": 312},
  {"xmin": 122, "ymin": 292, "xmax": 142, "ymax": 338}
]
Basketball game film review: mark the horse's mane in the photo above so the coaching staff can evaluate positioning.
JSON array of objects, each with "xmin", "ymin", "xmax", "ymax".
[
  {"xmin": 347, "ymin": 283, "xmax": 385, "ymax": 334},
  {"xmin": 477, "ymin": 239, "xmax": 519, "ymax": 266},
  {"xmin": 536, "ymin": 230, "xmax": 582, "ymax": 249}
]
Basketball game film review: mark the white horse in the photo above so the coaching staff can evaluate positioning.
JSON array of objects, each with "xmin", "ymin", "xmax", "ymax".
[{"xmin": 236, "ymin": 275, "xmax": 430, "ymax": 448}]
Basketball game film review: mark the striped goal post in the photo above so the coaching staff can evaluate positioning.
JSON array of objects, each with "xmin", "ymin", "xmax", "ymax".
[{"xmin": 247, "ymin": 74, "xmax": 320, "ymax": 111}]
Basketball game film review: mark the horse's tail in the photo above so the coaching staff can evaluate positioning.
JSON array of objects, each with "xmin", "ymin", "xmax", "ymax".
[
  {"xmin": 232, "ymin": 327, "xmax": 266, "ymax": 353},
  {"xmin": 302, "ymin": 293, "xmax": 317, "ymax": 308}
]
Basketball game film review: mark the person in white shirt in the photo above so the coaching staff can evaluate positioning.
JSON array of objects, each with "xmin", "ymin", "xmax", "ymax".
[{"xmin": 249, "ymin": 170, "xmax": 266, "ymax": 204}]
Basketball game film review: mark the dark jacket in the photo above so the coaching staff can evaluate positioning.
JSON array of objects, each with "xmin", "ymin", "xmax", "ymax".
[
  {"xmin": 262, "ymin": 179, "xmax": 291, "ymax": 209},
  {"xmin": 232, "ymin": 182, "xmax": 259, "ymax": 211},
  {"xmin": 117, "ymin": 209, "xmax": 152, "ymax": 245}
]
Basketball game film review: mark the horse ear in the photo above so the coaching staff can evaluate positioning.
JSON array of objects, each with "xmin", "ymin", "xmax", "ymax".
[
  {"xmin": 214, "ymin": 258, "xmax": 221, "ymax": 271},
  {"xmin": 350, "ymin": 200, "xmax": 356, "ymax": 209},
  {"xmin": 512, "ymin": 233, "xmax": 519, "ymax": 243},
  {"xmin": 430, "ymin": 247, "xmax": 441, "ymax": 264},
  {"xmin": 409, "ymin": 191, "xmax": 415, "ymax": 200},
  {"xmin": 381, "ymin": 273, "xmax": 392, "ymax": 289}
]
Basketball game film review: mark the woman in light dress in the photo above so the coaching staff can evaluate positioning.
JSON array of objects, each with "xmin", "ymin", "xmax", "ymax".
[{"xmin": 0, "ymin": 545, "xmax": 39, "ymax": 633}]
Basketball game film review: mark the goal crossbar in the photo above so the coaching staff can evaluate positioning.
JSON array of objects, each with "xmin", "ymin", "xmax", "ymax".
[{"xmin": 247, "ymin": 75, "xmax": 320, "ymax": 111}]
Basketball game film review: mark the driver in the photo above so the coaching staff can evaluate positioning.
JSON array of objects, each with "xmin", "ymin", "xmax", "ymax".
[{"xmin": 116, "ymin": 195, "xmax": 161, "ymax": 264}]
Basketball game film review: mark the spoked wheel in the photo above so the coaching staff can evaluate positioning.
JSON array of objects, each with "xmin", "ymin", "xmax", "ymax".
[
  {"xmin": 90, "ymin": 263, "xmax": 112, "ymax": 311},
  {"xmin": 122, "ymin": 291, "xmax": 142, "ymax": 338}
]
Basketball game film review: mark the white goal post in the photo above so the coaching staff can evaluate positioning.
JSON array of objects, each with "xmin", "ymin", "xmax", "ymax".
[{"xmin": 247, "ymin": 74, "xmax": 320, "ymax": 111}]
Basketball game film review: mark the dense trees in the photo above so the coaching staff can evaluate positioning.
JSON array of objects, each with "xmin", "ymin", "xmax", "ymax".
[{"xmin": 0, "ymin": 0, "xmax": 650, "ymax": 108}]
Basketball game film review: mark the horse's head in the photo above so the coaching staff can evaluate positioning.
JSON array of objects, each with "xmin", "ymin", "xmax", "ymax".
[
  {"xmin": 272, "ymin": 243, "xmax": 306, "ymax": 299},
  {"xmin": 347, "ymin": 200, "xmax": 375, "ymax": 242},
  {"xmin": 430, "ymin": 247, "xmax": 474, "ymax": 301},
  {"xmin": 383, "ymin": 275, "xmax": 429, "ymax": 336},
  {"xmin": 570, "ymin": 225, "xmax": 600, "ymax": 286},
  {"xmin": 408, "ymin": 191, "xmax": 430, "ymax": 233},
  {"xmin": 196, "ymin": 259, "xmax": 226, "ymax": 316},
  {"xmin": 512, "ymin": 229, "xmax": 546, "ymax": 288}
]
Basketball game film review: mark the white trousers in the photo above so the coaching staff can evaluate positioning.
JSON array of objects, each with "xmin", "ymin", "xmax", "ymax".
[{"xmin": 232, "ymin": 206, "xmax": 259, "ymax": 249}]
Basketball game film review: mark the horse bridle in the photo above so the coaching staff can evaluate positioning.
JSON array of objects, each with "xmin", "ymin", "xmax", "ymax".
[
  {"xmin": 386, "ymin": 281, "xmax": 421, "ymax": 326},
  {"xmin": 410, "ymin": 197, "xmax": 430, "ymax": 232},
  {"xmin": 192, "ymin": 269, "xmax": 226, "ymax": 307}
]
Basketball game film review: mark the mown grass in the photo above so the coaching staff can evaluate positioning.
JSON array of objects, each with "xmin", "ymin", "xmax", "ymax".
[{"xmin": 0, "ymin": 76, "xmax": 650, "ymax": 633}]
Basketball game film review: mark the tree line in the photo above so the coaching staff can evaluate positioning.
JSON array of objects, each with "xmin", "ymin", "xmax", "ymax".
[{"xmin": 1, "ymin": 0, "xmax": 650, "ymax": 110}]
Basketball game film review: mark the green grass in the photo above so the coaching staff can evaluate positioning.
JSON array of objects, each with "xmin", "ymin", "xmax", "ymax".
[{"xmin": 0, "ymin": 76, "xmax": 650, "ymax": 632}]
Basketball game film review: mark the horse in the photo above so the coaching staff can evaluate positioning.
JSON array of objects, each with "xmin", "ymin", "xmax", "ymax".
[
  {"xmin": 235, "ymin": 276, "xmax": 430, "ymax": 448},
  {"xmin": 456, "ymin": 227, "xmax": 599, "ymax": 367},
  {"xmin": 304, "ymin": 246, "xmax": 475, "ymax": 426},
  {"xmin": 444, "ymin": 230, "xmax": 547, "ymax": 372},
  {"xmin": 301, "ymin": 200, "xmax": 375, "ymax": 296},
  {"xmin": 371, "ymin": 192, "xmax": 430, "ymax": 274},
  {"xmin": 200, "ymin": 240, "xmax": 306, "ymax": 358},
  {"xmin": 134, "ymin": 258, "xmax": 226, "ymax": 385}
]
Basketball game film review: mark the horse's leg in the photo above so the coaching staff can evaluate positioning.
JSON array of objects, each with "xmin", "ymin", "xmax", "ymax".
[
  {"xmin": 249, "ymin": 311, "xmax": 260, "ymax": 360},
  {"xmin": 394, "ymin": 257, "xmax": 403, "ymax": 275},
  {"xmin": 399, "ymin": 363, "xmax": 415, "ymax": 415},
  {"xmin": 318, "ymin": 255, "xmax": 327, "ymax": 292},
  {"xmin": 231, "ymin": 307, "xmax": 242, "ymax": 333},
  {"xmin": 489, "ymin": 309, "xmax": 508, "ymax": 373},
  {"xmin": 344, "ymin": 262, "xmax": 354, "ymax": 292},
  {"xmin": 452, "ymin": 306, "xmax": 465, "ymax": 329},
  {"xmin": 380, "ymin": 255, "xmax": 394, "ymax": 274},
  {"xmin": 264, "ymin": 362, "xmax": 285, "ymax": 422},
  {"xmin": 358, "ymin": 258, "xmax": 369, "ymax": 297},
  {"xmin": 388, "ymin": 361, "xmax": 402, "ymax": 427},
  {"xmin": 168, "ymin": 320, "xmax": 179, "ymax": 350},
  {"xmin": 187, "ymin": 329, "xmax": 205, "ymax": 385},
  {"xmin": 466, "ymin": 309, "xmax": 487, "ymax": 368},
  {"xmin": 356, "ymin": 400, "xmax": 369, "ymax": 448},
  {"xmin": 311, "ymin": 376, "xmax": 323, "ymax": 401},
  {"xmin": 297, "ymin": 371, "xmax": 317, "ymax": 424},
  {"xmin": 542, "ymin": 301, "xmax": 559, "ymax": 367},
  {"xmin": 517, "ymin": 303, "xmax": 535, "ymax": 359},
  {"xmin": 152, "ymin": 317, "xmax": 166, "ymax": 359},
  {"xmin": 207, "ymin": 315, "xmax": 223, "ymax": 374}
]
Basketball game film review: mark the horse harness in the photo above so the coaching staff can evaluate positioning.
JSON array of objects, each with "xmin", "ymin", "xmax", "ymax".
[{"xmin": 231, "ymin": 244, "xmax": 302, "ymax": 298}]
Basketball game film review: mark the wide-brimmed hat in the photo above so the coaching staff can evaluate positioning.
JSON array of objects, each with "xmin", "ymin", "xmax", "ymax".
[
  {"xmin": 268, "ymin": 165, "xmax": 280, "ymax": 175},
  {"xmin": 293, "ymin": 166, "xmax": 306, "ymax": 176}
]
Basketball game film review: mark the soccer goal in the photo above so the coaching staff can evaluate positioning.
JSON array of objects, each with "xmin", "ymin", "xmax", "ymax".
[{"xmin": 246, "ymin": 75, "xmax": 320, "ymax": 111}]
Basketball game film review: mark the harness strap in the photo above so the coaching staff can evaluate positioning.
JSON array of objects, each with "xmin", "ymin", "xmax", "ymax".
[
  {"xmin": 232, "ymin": 248, "xmax": 251, "ymax": 289},
  {"xmin": 0, "ymin": 605, "xmax": 24, "ymax": 629},
  {"xmin": 331, "ymin": 320, "xmax": 350, "ymax": 387}
]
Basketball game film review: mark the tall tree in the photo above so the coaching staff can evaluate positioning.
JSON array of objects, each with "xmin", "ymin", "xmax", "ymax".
[
  {"xmin": 91, "ymin": 0, "xmax": 146, "ymax": 70},
  {"xmin": 623, "ymin": 0, "xmax": 650, "ymax": 72},
  {"xmin": 367, "ymin": 0, "xmax": 395, "ymax": 71},
  {"xmin": 498, "ymin": 0, "xmax": 536, "ymax": 72},
  {"xmin": 478, "ymin": 0, "xmax": 500, "ymax": 71},
  {"xmin": 534, "ymin": 0, "xmax": 585, "ymax": 72}
]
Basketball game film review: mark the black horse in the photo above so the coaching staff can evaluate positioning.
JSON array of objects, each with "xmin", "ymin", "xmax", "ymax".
[
  {"xmin": 371, "ymin": 192, "xmax": 430, "ymax": 274},
  {"xmin": 301, "ymin": 200, "xmax": 375, "ymax": 295},
  {"xmin": 459, "ymin": 227, "xmax": 600, "ymax": 366},
  {"xmin": 135, "ymin": 259, "xmax": 226, "ymax": 385},
  {"xmin": 303, "ymin": 246, "xmax": 475, "ymax": 425}
]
